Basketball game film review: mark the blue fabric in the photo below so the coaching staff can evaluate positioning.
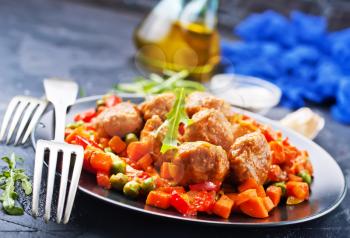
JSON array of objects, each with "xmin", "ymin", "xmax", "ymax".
[{"xmin": 222, "ymin": 10, "xmax": 350, "ymax": 124}]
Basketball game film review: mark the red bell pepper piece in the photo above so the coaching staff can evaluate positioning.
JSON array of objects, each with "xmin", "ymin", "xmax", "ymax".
[
  {"xmin": 187, "ymin": 190, "xmax": 216, "ymax": 213},
  {"xmin": 73, "ymin": 135, "xmax": 102, "ymax": 150},
  {"xmin": 189, "ymin": 181, "xmax": 221, "ymax": 192},
  {"xmin": 170, "ymin": 193, "xmax": 195, "ymax": 216},
  {"xmin": 74, "ymin": 108, "xmax": 97, "ymax": 122},
  {"xmin": 105, "ymin": 95, "xmax": 122, "ymax": 108},
  {"xmin": 178, "ymin": 123, "xmax": 185, "ymax": 135}
]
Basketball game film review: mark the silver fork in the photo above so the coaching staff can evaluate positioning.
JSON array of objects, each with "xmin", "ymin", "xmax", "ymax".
[
  {"xmin": 0, "ymin": 96, "xmax": 48, "ymax": 145},
  {"xmin": 32, "ymin": 78, "xmax": 84, "ymax": 224}
]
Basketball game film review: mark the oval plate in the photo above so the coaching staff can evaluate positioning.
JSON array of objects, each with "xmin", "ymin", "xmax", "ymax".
[{"xmin": 31, "ymin": 95, "xmax": 346, "ymax": 227}]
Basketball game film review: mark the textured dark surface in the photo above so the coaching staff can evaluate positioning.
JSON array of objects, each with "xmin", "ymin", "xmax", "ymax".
[{"xmin": 0, "ymin": 0, "xmax": 349, "ymax": 237}]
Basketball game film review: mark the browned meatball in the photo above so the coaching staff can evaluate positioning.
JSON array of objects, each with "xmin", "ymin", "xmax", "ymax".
[
  {"xmin": 95, "ymin": 102, "xmax": 143, "ymax": 138},
  {"xmin": 183, "ymin": 109, "xmax": 234, "ymax": 151},
  {"xmin": 140, "ymin": 115, "xmax": 174, "ymax": 167},
  {"xmin": 228, "ymin": 131, "xmax": 271, "ymax": 185},
  {"xmin": 185, "ymin": 92, "xmax": 232, "ymax": 118},
  {"xmin": 139, "ymin": 92, "xmax": 176, "ymax": 121},
  {"xmin": 172, "ymin": 141, "xmax": 229, "ymax": 186}
]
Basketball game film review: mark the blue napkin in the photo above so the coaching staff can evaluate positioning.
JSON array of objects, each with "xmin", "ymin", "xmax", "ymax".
[{"xmin": 222, "ymin": 10, "xmax": 350, "ymax": 124}]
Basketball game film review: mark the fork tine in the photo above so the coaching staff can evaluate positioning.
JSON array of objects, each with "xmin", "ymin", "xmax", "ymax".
[
  {"xmin": 63, "ymin": 146, "xmax": 84, "ymax": 224},
  {"xmin": 56, "ymin": 150, "xmax": 72, "ymax": 224},
  {"xmin": 0, "ymin": 97, "xmax": 20, "ymax": 141},
  {"xmin": 44, "ymin": 148, "xmax": 58, "ymax": 223},
  {"xmin": 14, "ymin": 102, "xmax": 38, "ymax": 145},
  {"xmin": 32, "ymin": 140, "xmax": 46, "ymax": 217},
  {"xmin": 21, "ymin": 101, "xmax": 47, "ymax": 145},
  {"xmin": 5, "ymin": 100, "xmax": 29, "ymax": 144}
]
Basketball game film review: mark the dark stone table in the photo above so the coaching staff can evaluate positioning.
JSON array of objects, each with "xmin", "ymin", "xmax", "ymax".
[{"xmin": 0, "ymin": 0, "xmax": 349, "ymax": 237}]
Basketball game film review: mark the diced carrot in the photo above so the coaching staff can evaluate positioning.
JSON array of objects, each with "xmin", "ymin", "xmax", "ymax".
[
  {"xmin": 160, "ymin": 162, "xmax": 183, "ymax": 182},
  {"xmin": 286, "ymin": 196, "xmax": 305, "ymax": 205},
  {"xmin": 83, "ymin": 149, "xmax": 95, "ymax": 173},
  {"xmin": 262, "ymin": 197, "xmax": 274, "ymax": 212},
  {"xmin": 212, "ymin": 195, "xmax": 234, "ymax": 219},
  {"xmin": 90, "ymin": 152, "xmax": 113, "ymax": 173},
  {"xmin": 226, "ymin": 193, "xmax": 241, "ymax": 213},
  {"xmin": 238, "ymin": 178, "xmax": 266, "ymax": 197},
  {"xmin": 266, "ymin": 185, "xmax": 282, "ymax": 207},
  {"xmin": 146, "ymin": 191, "xmax": 171, "ymax": 209},
  {"xmin": 269, "ymin": 141, "xmax": 285, "ymax": 164},
  {"xmin": 96, "ymin": 172, "xmax": 111, "ymax": 189},
  {"xmin": 109, "ymin": 136, "xmax": 127, "ymax": 154},
  {"xmin": 168, "ymin": 164, "xmax": 183, "ymax": 183},
  {"xmin": 235, "ymin": 189, "xmax": 258, "ymax": 206},
  {"xmin": 99, "ymin": 137, "xmax": 110, "ymax": 148},
  {"xmin": 127, "ymin": 141, "xmax": 151, "ymax": 162},
  {"xmin": 288, "ymin": 173, "xmax": 303, "ymax": 182},
  {"xmin": 286, "ymin": 181, "xmax": 309, "ymax": 200},
  {"xmin": 160, "ymin": 162, "xmax": 172, "ymax": 180},
  {"xmin": 136, "ymin": 153, "xmax": 153, "ymax": 170},
  {"xmin": 240, "ymin": 197, "xmax": 269, "ymax": 219},
  {"xmin": 83, "ymin": 145, "xmax": 103, "ymax": 174}
]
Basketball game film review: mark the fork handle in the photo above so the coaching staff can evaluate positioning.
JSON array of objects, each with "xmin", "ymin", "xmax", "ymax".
[{"xmin": 53, "ymin": 103, "xmax": 68, "ymax": 142}]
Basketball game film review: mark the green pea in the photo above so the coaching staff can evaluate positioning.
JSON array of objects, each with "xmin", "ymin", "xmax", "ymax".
[
  {"xmin": 109, "ymin": 154, "xmax": 126, "ymax": 174},
  {"xmin": 123, "ymin": 181, "xmax": 141, "ymax": 198},
  {"xmin": 298, "ymin": 171, "xmax": 312, "ymax": 185},
  {"xmin": 273, "ymin": 182, "xmax": 286, "ymax": 196},
  {"xmin": 110, "ymin": 173, "xmax": 129, "ymax": 191},
  {"xmin": 125, "ymin": 133, "xmax": 138, "ymax": 145},
  {"xmin": 141, "ymin": 177, "xmax": 156, "ymax": 194}
]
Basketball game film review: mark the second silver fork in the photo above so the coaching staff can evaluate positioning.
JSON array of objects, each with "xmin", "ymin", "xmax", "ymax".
[{"xmin": 0, "ymin": 96, "xmax": 47, "ymax": 145}]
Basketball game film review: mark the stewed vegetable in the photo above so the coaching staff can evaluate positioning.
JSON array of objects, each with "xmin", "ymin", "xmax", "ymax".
[{"xmin": 65, "ymin": 89, "xmax": 314, "ymax": 219}]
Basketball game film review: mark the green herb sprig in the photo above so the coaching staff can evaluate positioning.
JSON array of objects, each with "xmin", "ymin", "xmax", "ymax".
[
  {"xmin": 159, "ymin": 88, "xmax": 192, "ymax": 154},
  {"xmin": 114, "ymin": 70, "xmax": 206, "ymax": 95},
  {"xmin": 0, "ymin": 153, "xmax": 32, "ymax": 215}
]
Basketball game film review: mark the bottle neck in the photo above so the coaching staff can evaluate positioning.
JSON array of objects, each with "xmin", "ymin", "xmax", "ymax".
[{"xmin": 180, "ymin": 0, "xmax": 219, "ymax": 31}]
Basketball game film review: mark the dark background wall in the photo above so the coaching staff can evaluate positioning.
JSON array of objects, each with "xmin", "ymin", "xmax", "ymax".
[{"xmin": 72, "ymin": 0, "xmax": 350, "ymax": 30}]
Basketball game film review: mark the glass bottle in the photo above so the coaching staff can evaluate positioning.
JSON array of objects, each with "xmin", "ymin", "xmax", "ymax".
[{"xmin": 133, "ymin": 0, "xmax": 220, "ymax": 81}]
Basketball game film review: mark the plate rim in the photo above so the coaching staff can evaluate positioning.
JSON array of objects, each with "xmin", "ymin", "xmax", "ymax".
[{"xmin": 31, "ymin": 94, "xmax": 347, "ymax": 227}]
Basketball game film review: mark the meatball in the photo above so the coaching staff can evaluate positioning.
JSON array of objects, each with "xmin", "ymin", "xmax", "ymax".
[
  {"xmin": 172, "ymin": 141, "xmax": 229, "ymax": 185},
  {"xmin": 140, "ymin": 115, "xmax": 174, "ymax": 167},
  {"xmin": 183, "ymin": 109, "xmax": 234, "ymax": 151},
  {"xmin": 95, "ymin": 102, "xmax": 143, "ymax": 138},
  {"xmin": 228, "ymin": 131, "xmax": 271, "ymax": 185},
  {"xmin": 185, "ymin": 92, "xmax": 232, "ymax": 118},
  {"xmin": 139, "ymin": 92, "xmax": 176, "ymax": 121}
]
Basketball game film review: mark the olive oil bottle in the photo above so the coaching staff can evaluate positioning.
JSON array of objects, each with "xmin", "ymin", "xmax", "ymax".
[{"xmin": 133, "ymin": 0, "xmax": 220, "ymax": 81}]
